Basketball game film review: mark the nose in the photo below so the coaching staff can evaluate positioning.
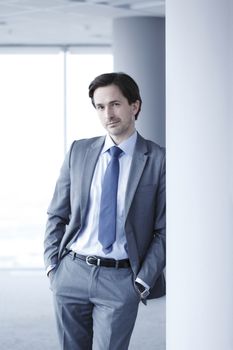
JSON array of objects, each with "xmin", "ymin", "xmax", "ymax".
[{"xmin": 105, "ymin": 105, "xmax": 114, "ymax": 119}]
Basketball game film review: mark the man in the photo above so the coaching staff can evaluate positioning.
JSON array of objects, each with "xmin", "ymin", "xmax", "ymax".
[{"xmin": 44, "ymin": 72, "xmax": 166, "ymax": 350}]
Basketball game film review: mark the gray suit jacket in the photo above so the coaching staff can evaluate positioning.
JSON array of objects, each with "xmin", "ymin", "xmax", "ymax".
[{"xmin": 44, "ymin": 133, "xmax": 166, "ymax": 299}]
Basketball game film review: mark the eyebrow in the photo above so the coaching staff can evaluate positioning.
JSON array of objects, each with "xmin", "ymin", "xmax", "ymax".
[{"xmin": 95, "ymin": 100, "xmax": 121, "ymax": 107}]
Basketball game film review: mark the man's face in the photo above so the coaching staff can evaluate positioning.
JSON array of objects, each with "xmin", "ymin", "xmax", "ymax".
[{"xmin": 93, "ymin": 84, "xmax": 140, "ymax": 144}]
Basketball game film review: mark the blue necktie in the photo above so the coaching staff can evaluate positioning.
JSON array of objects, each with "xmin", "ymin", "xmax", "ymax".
[{"xmin": 98, "ymin": 146, "xmax": 123, "ymax": 254}]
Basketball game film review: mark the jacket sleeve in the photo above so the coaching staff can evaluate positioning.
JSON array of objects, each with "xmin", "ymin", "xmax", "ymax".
[
  {"xmin": 137, "ymin": 151, "xmax": 166, "ymax": 289},
  {"xmin": 43, "ymin": 143, "xmax": 74, "ymax": 270}
]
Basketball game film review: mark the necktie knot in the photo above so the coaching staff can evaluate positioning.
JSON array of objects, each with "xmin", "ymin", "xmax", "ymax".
[{"xmin": 109, "ymin": 146, "xmax": 123, "ymax": 159}]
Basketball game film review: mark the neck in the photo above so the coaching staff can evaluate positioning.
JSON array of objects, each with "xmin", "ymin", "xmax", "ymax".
[{"xmin": 110, "ymin": 129, "xmax": 136, "ymax": 145}]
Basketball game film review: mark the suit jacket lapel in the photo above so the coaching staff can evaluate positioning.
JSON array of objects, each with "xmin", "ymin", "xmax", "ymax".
[
  {"xmin": 124, "ymin": 134, "xmax": 149, "ymax": 221},
  {"xmin": 80, "ymin": 136, "xmax": 105, "ymax": 226}
]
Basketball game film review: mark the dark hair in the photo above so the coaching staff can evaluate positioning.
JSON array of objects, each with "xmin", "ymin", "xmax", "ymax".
[{"xmin": 88, "ymin": 72, "xmax": 142, "ymax": 120}]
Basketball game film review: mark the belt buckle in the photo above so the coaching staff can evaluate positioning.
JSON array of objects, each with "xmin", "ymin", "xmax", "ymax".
[{"xmin": 86, "ymin": 255, "xmax": 101, "ymax": 266}]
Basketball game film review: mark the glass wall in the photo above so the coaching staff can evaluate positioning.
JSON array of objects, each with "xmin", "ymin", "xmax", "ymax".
[{"xmin": 0, "ymin": 49, "xmax": 113, "ymax": 269}]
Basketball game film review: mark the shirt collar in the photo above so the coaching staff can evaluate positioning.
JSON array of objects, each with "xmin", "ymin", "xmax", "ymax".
[{"xmin": 101, "ymin": 131, "xmax": 137, "ymax": 156}]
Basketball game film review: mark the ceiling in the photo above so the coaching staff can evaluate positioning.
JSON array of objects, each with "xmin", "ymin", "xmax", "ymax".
[{"xmin": 0, "ymin": 0, "xmax": 165, "ymax": 46}]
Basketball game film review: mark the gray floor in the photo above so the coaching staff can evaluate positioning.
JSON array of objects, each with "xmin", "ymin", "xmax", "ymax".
[{"xmin": 0, "ymin": 269, "xmax": 165, "ymax": 350}]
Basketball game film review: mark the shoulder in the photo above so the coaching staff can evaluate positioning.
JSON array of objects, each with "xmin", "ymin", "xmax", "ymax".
[
  {"xmin": 137, "ymin": 133, "xmax": 165, "ymax": 159},
  {"xmin": 68, "ymin": 136, "xmax": 105, "ymax": 154},
  {"xmin": 145, "ymin": 139, "xmax": 165, "ymax": 153},
  {"xmin": 72, "ymin": 135, "xmax": 104, "ymax": 149},
  {"xmin": 65, "ymin": 136, "xmax": 105, "ymax": 166}
]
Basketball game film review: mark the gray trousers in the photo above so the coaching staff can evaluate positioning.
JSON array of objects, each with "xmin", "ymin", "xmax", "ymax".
[{"xmin": 51, "ymin": 253, "xmax": 141, "ymax": 350}]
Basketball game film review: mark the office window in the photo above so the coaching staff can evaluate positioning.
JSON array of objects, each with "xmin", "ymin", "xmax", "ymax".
[
  {"xmin": 66, "ymin": 53, "xmax": 113, "ymax": 146},
  {"xmin": 0, "ymin": 50, "xmax": 113, "ymax": 269}
]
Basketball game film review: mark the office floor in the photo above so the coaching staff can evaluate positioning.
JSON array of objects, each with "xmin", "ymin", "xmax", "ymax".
[{"xmin": 0, "ymin": 269, "xmax": 165, "ymax": 350}]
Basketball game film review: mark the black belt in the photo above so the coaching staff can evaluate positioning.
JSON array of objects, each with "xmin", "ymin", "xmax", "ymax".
[{"xmin": 69, "ymin": 251, "xmax": 130, "ymax": 268}]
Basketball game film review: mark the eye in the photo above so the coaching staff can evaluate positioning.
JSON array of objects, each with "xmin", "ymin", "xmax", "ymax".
[
  {"xmin": 96, "ymin": 105, "xmax": 104, "ymax": 111},
  {"xmin": 112, "ymin": 102, "xmax": 120, "ymax": 107}
]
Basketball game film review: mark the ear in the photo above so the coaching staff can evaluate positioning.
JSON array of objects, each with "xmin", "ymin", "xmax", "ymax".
[{"xmin": 131, "ymin": 100, "xmax": 140, "ymax": 116}]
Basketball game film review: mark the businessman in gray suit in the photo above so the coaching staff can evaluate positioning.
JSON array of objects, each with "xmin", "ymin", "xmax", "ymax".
[{"xmin": 44, "ymin": 72, "xmax": 166, "ymax": 350}]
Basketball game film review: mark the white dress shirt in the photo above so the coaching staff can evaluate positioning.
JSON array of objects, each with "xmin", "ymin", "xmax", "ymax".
[{"xmin": 70, "ymin": 131, "xmax": 137, "ymax": 260}]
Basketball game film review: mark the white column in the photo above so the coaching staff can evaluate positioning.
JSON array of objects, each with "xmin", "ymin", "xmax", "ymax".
[
  {"xmin": 166, "ymin": 1, "xmax": 233, "ymax": 350},
  {"xmin": 113, "ymin": 17, "xmax": 165, "ymax": 146}
]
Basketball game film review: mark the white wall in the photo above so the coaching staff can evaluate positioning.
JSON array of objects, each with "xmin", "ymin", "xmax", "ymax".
[{"xmin": 166, "ymin": 0, "xmax": 233, "ymax": 349}]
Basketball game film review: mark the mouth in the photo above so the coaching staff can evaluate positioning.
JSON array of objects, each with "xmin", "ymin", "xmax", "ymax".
[{"xmin": 107, "ymin": 120, "xmax": 120, "ymax": 127}]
